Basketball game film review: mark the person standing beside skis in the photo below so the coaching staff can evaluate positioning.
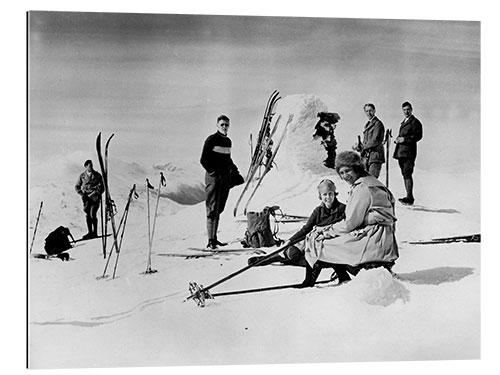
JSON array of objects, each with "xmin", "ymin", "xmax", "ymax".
[
  {"xmin": 200, "ymin": 115, "xmax": 242, "ymax": 250},
  {"xmin": 353, "ymin": 103, "xmax": 385, "ymax": 178},
  {"xmin": 393, "ymin": 101, "xmax": 423, "ymax": 205},
  {"xmin": 75, "ymin": 159, "xmax": 104, "ymax": 239}
]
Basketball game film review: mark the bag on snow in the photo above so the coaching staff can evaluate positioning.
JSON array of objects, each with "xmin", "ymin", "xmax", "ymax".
[
  {"xmin": 44, "ymin": 226, "xmax": 74, "ymax": 255},
  {"xmin": 241, "ymin": 206, "xmax": 281, "ymax": 248},
  {"xmin": 229, "ymin": 164, "xmax": 244, "ymax": 189}
]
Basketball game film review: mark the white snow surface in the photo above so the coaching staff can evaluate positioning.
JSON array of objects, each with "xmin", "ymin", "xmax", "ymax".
[{"xmin": 28, "ymin": 96, "xmax": 480, "ymax": 369}]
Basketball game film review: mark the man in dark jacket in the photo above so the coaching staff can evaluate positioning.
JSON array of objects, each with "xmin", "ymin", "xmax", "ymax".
[
  {"xmin": 354, "ymin": 103, "xmax": 385, "ymax": 178},
  {"xmin": 75, "ymin": 160, "xmax": 104, "ymax": 239},
  {"xmin": 200, "ymin": 115, "xmax": 240, "ymax": 249},
  {"xmin": 393, "ymin": 101, "xmax": 423, "ymax": 205}
]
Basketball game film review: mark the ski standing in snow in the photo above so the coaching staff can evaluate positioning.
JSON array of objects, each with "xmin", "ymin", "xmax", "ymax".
[
  {"xmin": 233, "ymin": 90, "xmax": 281, "ymax": 217},
  {"xmin": 393, "ymin": 101, "xmax": 423, "ymax": 205},
  {"xmin": 75, "ymin": 159, "xmax": 104, "ymax": 240},
  {"xmin": 200, "ymin": 115, "xmax": 243, "ymax": 250},
  {"xmin": 353, "ymin": 103, "xmax": 386, "ymax": 178}
]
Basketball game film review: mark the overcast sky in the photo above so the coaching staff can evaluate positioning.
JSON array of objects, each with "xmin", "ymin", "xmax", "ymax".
[{"xmin": 28, "ymin": 11, "xmax": 480, "ymax": 171}]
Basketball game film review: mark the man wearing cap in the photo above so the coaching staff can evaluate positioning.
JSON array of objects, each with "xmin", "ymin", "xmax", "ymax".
[{"xmin": 75, "ymin": 160, "xmax": 104, "ymax": 239}]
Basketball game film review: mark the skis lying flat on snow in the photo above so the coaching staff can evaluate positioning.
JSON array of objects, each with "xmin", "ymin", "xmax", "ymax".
[
  {"xmin": 31, "ymin": 253, "xmax": 70, "ymax": 261},
  {"xmin": 157, "ymin": 247, "xmax": 266, "ymax": 259},
  {"xmin": 406, "ymin": 234, "xmax": 480, "ymax": 245},
  {"xmin": 233, "ymin": 91, "xmax": 281, "ymax": 217},
  {"xmin": 158, "ymin": 249, "xmax": 266, "ymax": 259},
  {"xmin": 242, "ymin": 114, "xmax": 294, "ymax": 216}
]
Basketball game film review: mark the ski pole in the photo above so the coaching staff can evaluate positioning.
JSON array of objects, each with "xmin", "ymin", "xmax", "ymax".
[
  {"xmin": 385, "ymin": 129, "xmax": 392, "ymax": 187},
  {"xmin": 185, "ymin": 239, "xmax": 299, "ymax": 304},
  {"xmin": 146, "ymin": 173, "xmax": 167, "ymax": 274},
  {"xmin": 29, "ymin": 201, "xmax": 43, "ymax": 254},
  {"xmin": 146, "ymin": 178, "xmax": 153, "ymax": 248},
  {"xmin": 112, "ymin": 184, "xmax": 138, "ymax": 279},
  {"xmin": 249, "ymin": 133, "xmax": 253, "ymax": 164},
  {"xmin": 101, "ymin": 185, "xmax": 137, "ymax": 277},
  {"xmin": 100, "ymin": 198, "xmax": 106, "ymax": 259},
  {"xmin": 145, "ymin": 178, "xmax": 154, "ymax": 273}
]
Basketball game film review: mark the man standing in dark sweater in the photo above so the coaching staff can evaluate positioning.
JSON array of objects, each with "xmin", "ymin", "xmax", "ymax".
[
  {"xmin": 200, "ymin": 115, "xmax": 236, "ymax": 249},
  {"xmin": 393, "ymin": 101, "xmax": 423, "ymax": 205}
]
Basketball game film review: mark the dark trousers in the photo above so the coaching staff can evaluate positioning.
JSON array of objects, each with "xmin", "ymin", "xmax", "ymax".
[
  {"xmin": 83, "ymin": 197, "xmax": 100, "ymax": 235},
  {"xmin": 205, "ymin": 171, "xmax": 231, "ymax": 240}
]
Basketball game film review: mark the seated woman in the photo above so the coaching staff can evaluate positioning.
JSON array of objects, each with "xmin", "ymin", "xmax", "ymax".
[
  {"xmin": 247, "ymin": 179, "xmax": 348, "ymax": 283},
  {"xmin": 301, "ymin": 150, "xmax": 399, "ymax": 287}
]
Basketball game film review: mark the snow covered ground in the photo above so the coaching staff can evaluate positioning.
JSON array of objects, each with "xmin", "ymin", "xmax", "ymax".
[{"xmin": 28, "ymin": 96, "xmax": 481, "ymax": 370}]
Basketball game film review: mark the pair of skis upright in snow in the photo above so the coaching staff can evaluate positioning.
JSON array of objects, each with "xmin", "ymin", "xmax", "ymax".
[
  {"xmin": 233, "ymin": 90, "xmax": 294, "ymax": 217},
  {"xmin": 96, "ymin": 133, "xmax": 138, "ymax": 279}
]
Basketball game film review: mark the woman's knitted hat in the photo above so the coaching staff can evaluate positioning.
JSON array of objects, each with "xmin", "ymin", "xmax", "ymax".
[{"xmin": 335, "ymin": 151, "xmax": 366, "ymax": 173}]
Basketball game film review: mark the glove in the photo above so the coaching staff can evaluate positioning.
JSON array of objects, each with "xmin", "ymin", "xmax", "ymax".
[{"xmin": 82, "ymin": 193, "xmax": 89, "ymax": 202}]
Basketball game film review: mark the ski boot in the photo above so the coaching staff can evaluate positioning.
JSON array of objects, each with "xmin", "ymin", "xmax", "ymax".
[
  {"xmin": 206, "ymin": 239, "xmax": 218, "ymax": 250},
  {"xmin": 398, "ymin": 197, "xmax": 415, "ymax": 206},
  {"xmin": 297, "ymin": 262, "xmax": 323, "ymax": 288}
]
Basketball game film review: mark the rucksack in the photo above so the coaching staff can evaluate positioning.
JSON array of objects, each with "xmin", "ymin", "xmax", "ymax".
[
  {"xmin": 44, "ymin": 226, "xmax": 74, "ymax": 255},
  {"xmin": 241, "ymin": 206, "xmax": 281, "ymax": 248}
]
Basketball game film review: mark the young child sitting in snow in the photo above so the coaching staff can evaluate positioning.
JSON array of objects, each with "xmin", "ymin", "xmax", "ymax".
[{"xmin": 247, "ymin": 179, "xmax": 350, "ymax": 286}]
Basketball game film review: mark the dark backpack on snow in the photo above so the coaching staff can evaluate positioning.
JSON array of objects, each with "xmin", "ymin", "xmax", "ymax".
[{"xmin": 241, "ymin": 206, "xmax": 281, "ymax": 248}]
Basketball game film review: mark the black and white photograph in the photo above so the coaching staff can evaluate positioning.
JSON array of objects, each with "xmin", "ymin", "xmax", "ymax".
[{"xmin": 17, "ymin": 1, "xmax": 498, "ymax": 374}]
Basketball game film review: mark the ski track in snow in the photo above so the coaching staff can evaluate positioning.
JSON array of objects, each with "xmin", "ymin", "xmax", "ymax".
[{"xmin": 31, "ymin": 290, "xmax": 186, "ymax": 328}]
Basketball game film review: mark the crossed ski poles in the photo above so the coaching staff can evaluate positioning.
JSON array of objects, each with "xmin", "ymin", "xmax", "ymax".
[
  {"xmin": 185, "ymin": 239, "xmax": 301, "ymax": 307},
  {"xmin": 101, "ymin": 184, "xmax": 138, "ymax": 279},
  {"xmin": 29, "ymin": 201, "xmax": 43, "ymax": 254},
  {"xmin": 144, "ymin": 173, "xmax": 167, "ymax": 274}
]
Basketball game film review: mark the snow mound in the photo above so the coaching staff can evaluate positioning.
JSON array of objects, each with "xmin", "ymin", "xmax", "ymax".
[
  {"xmin": 274, "ymin": 94, "xmax": 337, "ymax": 175},
  {"xmin": 153, "ymin": 160, "xmax": 206, "ymax": 205},
  {"xmin": 348, "ymin": 268, "xmax": 410, "ymax": 307}
]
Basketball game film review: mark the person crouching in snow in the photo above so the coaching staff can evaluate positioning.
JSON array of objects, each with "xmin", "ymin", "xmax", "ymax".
[
  {"xmin": 301, "ymin": 150, "xmax": 399, "ymax": 287},
  {"xmin": 247, "ymin": 179, "xmax": 348, "ymax": 286}
]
